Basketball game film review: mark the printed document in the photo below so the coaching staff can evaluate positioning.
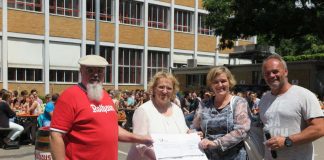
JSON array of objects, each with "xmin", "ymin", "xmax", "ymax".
[{"xmin": 151, "ymin": 133, "xmax": 208, "ymax": 160}]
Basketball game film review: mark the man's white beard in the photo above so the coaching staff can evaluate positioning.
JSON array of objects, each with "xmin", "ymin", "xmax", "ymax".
[{"xmin": 87, "ymin": 83, "xmax": 103, "ymax": 102}]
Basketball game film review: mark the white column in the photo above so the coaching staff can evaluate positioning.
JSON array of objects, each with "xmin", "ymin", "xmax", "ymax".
[
  {"xmin": 253, "ymin": 36, "xmax": 257, "ymax": 44},
  {"xmin": 114, "ymin": 0, "xmax": 120, "ymax": 90},
  {"xmin": 215, "ymin": 35, "xmax": 220, "ymax": 66},
  {"xmin": 81, "ymin": 0, "xmax": 86, "ymax": 57},
  {"xmin": 143, "ymin": 0, "xmax": 148, "ymax": 90},
  {"xmin": 2, "ymin": 0, "xmax": 8, "ymax": 90},
  {"xmin": 44, "ymin": 0, "xmax": 50, "ymax": 94},
  {"xmin": 193, "ymin": 0, "xmax": 198, "ymax": 59},
  {"xmin": 170, "ymin": 0, "xmax": 175, "ymax": 70}
]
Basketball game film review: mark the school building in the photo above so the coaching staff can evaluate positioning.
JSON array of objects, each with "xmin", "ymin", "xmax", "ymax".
[{"xmin": 0, "ymin": 0, "xmax": 255, "ymax": 95}]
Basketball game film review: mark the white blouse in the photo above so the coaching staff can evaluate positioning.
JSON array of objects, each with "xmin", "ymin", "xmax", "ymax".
[{"xmin": 127, "ymin": 100, "xmax": 188, "ymax": 160}]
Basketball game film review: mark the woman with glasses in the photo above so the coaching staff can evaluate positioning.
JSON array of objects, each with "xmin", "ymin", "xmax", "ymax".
[
  {"xmin": 193, "ymin": 66, "xmax": 250, "ymax": 160},
  {"xmin": 127, "ymin": 71, "xmax": 189, "ymax": 160}
]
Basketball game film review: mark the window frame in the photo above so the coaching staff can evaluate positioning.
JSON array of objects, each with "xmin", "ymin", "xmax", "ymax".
[
  {"xmin": 147, "ymin": 50, "xmax": 169, "ymax": 81},
  {"xmin": 174, "ymin": 9, "xmax": 193, "ymax": 33},
  {"xmin": 118, "ymin": 48, "xmax": 142, "ymax": 84},
  {"xmin": 7, "ymin": 0, "xmax": 42, "ymax": 12},
  {"xmin": 148, "ymin": 4, "xmax": 169, "ymax": 29},
  {"xmin": 49, "ymin": 0, "xmax": 80, "ymax": 17},
  {"xmin": 198, "ymin": 13, "xmax": 214, "ymax": 35},
  {"xmin": 119, "ymin": 0, "xmax": 143, "ymax": 26},
  {"xmin": 8, "ymin": 67, "xmax": 43, "ymax": 82}
]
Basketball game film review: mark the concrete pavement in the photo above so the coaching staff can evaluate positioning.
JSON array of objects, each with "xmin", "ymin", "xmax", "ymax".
[{"xmin": 1, "ymin": 138, "xmax": 324, "ymax": 160}]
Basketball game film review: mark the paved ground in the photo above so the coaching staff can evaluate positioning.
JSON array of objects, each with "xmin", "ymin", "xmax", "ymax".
[{"xmin": 1, "ymin": 138, "xmax": 324, "ymax": 160}]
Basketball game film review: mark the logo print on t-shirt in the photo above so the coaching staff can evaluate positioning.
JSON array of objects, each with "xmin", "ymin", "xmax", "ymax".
[{"xmin": 90, "ymin": 104, "xmax": 115, "ymax": 113}]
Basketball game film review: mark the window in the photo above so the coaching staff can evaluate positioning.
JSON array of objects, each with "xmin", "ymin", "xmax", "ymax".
[
  {"xmin": 119, "ymin": 0, "xmax": 142, "ymax": 26},
  {"xmin": 147, "ymin": 51, "xmax": 169, "ymax": 81},
  {"xmin": 198, "ymin": 13, "xmax": 214, "ymax": 35},
  {"xmin": 50, "ymin": 0, "xmax": 79, "ymax": 17},
  {"xmin": 186, "ymin": 74, "xmax": 206, "ymax": 88},
  {"xmin": 174, "ymin": 9, "xmax": 192, "ymax": 32},
  {"xmin": 50, "ymin": 70, "xmax": 78, "ymax": 82},
  {"xmin": 86, "ymin": 0, "xmax": 113, "ymax": 21},
  {"xmin": 8, "ymin": 0, "xmax": 42, "ymax": 12},
  {"xmin": 86, "ymin": 45, "xmax": 113, "ymax": 83},
  {"xmin": 148, "ymin": 4, "xmax": 168, "ymax": 29},
  {"xmin": 118, "ymin": 48, "xmax": 142, "ymax": 84},
  {"xmin": 8, "ymin": 68, "xmax": 42, "ymax": 82}
]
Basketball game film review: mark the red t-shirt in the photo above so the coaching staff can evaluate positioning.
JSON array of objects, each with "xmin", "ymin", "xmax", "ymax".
[{"xmin": 50, "ymin": 85, "xmax": 118, "ymax": 160}]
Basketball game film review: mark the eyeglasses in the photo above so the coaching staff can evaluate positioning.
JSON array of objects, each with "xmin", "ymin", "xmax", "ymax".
[{"xmin": 85, "ymin": 67, "xmax": 105, "ymax": 75}]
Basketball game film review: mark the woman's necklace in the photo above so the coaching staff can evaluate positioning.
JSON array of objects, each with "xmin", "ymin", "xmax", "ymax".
[{"xmin": 214, "ymin": 94, "xmax": 231, "ymax": 109}]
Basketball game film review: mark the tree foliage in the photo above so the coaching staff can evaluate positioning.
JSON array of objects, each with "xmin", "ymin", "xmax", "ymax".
[{"xmin": 204, "ymin": 0, "xmax": 324, "ymax": 54}]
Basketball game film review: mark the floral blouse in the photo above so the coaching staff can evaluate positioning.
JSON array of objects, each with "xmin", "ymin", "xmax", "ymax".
[{"xmin": 196, "ymin": 95, "xmax": 251, "ymax": 159}]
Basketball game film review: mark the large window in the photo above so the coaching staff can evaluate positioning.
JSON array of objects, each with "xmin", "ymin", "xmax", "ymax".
[
  {"xmin": 118, "ymin": 48, "xmax": 142, "ymax": 84},
  {"xmin": 147, "ymin": 51, "xmax": 169, "ymax": 81},
  {"xmin": 50, "ymin": 70, "xmax": 78, "ymax": 83},
  {"xmin": 86, "ymin": 45, "xmax": 113, "ymax": 83},
  {"xmin": 148, "ymin": 4, "xmax": 168, "ymax": 29},
  {"xmin": 86, "ymin": 0, "xmax": 113, "ymax": 21},
  {"xmin": 174, "ymin": 9, "xmax": 192, "ymax": 32},
  {"xmin": 119, "ymin": 0, "xmax": 142, "ymax": 26},
  {"xmin": 50, "ymin": 0, "xmax": 80, "ymax": 17},
  {"xmin": 198, "ymin": 13, "xmax": 214, "ymax": 35},
  {"xmin": 186, "ymin": 74, "xmax": 206, "ymax": 88},
  {"xmin": 8, "ymin": 0, "xmax": 42, "ymax": 12},
  {"xmin": 8, "ymin": 68, "xmax": 42, "ymax": 82}
]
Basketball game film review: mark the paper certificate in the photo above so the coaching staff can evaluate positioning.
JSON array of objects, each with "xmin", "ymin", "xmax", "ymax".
[{"xmin": 151, "ymin": 133, "xmax": 208, "ymax": 160}]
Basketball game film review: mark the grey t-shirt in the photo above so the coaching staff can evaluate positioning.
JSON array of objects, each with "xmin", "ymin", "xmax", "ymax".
[{"xmin": 259, "ymin": 85, "xmax": 323, "ymax": 160}]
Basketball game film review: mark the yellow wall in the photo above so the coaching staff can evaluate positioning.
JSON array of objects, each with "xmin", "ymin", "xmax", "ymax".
[
  {"xmin": 160, "ymin": 0, "xmax": 171, "ymax": 3},
  {"xmin": 238, "ymin": 40, "xmax": 254, "ymax": 46},
  {"xmin": 119, "ymin": 25, "xmax": 144, "ymax": 45},
  {"xmin": 8, "ymin": 83, "xmax": 45, "ymax": 96},
  {"xmin": 100, "ymin": 22, "xmax": 115, "ymax": 42},
  {"xmin": 174, "ymin": 32, "xmax": 194, "ymax": 50},
  {"xmin": 198, "ymin": 0, "xmax": 204, "ymax": 9},
  {"xmin": 117, "ymin": 85, "xmax": 144, "ymax": 91},
  {"xmin": 8, "ymin": 10, "xmax": 44, "ymax": 35},
  {"xmin": 0, "ymin": 9, "xmax": 2, "ymax": 31},
  {"xmin": 87, "ymin": 21, "xmax": 115, "ymax": 42},
  {"xmin": 198, "ymin": 35, "xmax": 216, "ymax": 52},
  {"xmin": 148, "ymin": 29, "xmax": 170, "ymax": 48},
  {"xmin": 50, "ymin": 16, "xmax": 81, "ymax": 39},
  {"xmin": 175, "ymin": 0, "xmax": 195, "ymax": 8}
]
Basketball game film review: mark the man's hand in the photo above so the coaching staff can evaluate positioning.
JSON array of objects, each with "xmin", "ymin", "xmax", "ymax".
[{"xmin": 265, "ymin": 136, "xmax": 285, "ymax": 150}]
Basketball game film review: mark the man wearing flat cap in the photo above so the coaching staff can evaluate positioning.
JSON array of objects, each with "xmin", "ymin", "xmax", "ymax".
[{"xmin": 50, "ymin": 55, "xmax": 152, "ymax": 160}]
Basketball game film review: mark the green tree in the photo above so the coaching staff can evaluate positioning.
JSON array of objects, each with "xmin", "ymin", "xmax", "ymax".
[{"xmin": 204, "ymin": 0, "xmax": 324, "ymax": 54}]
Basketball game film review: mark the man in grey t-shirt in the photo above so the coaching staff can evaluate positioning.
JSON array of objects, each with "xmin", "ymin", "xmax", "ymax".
[{"xmin": 259, "ymin": 54, "xmax": 324, "ymax": 160}]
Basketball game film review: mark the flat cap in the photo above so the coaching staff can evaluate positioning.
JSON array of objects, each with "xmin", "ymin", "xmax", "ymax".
[{"xmin": 78, "ymin": 55, "xmax": 108, "ymax": 67}]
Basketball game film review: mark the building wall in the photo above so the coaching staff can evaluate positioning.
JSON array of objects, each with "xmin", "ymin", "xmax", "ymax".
[
  {"xmin": 0, "ymin": 9, "xmax": 2, "ymax": 31},
  {"xmin": 198, "ymin": 35, "xmax": 216, "ymax": 52},
  {"xmin": 100, "ymin": 22, "xmax": 115, "ymax": 42},
  {"xmin": 119, "ymin": 25, "xmax": 144, "ymax": 45},
  {"xmin": 175, "ymin": 0, "xmax": 195, "ymax": 8},
  {"xmin": 1, "ymin": 1, "xmax": 254, "ymax": 94},
  {"xmin": 174, "ymin": 32, "xmax": 194, "ymax": 50},
  {"xmin": 8, "ymin": 83, "xmax": 45, "ymax": 96},
  {"xmin": 174, "ymin": 74, "xmax": 186, "ymax": 91},
  {"xmin": 148, "ymin": 29, "xmax": 170, "ymax": 48},
  {"xmin": 50, "ymin": 16, "xmax": 81, "ymax": 39},
  {"xmin": 8, "ymin": 10, "xmax": 44, "ymax": 35}
]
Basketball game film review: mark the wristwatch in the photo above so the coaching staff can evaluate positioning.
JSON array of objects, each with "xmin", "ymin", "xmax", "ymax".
[{"xmin": 284, "ymin": 137, "xmax": 293, "ymax": 147}]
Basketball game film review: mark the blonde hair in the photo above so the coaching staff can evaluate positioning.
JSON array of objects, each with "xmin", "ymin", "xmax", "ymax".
[
  {"xmin": 148, "ymin": 71, "xmax": 179, "ymax": 100},
  {"xmin": 206, "ymin": 66, "xmax": 236, "ymax": 90}
]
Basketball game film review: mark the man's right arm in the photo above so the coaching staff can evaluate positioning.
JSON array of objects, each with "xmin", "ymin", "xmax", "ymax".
[{"xmin": 50, "ymin": 131, "xmax": 66, "ymax": 160}]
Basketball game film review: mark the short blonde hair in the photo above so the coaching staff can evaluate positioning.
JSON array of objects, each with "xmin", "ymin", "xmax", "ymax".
[
  {"xmin": 206, "ymin": 66, "xmax": 236, "ymax": 90},
  {"xmin": 148, "ymin": 71, "xmax": 179, "ymax": 100}
]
